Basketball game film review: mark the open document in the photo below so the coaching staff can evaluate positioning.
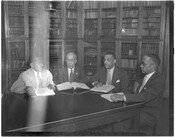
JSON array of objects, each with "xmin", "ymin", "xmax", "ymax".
[
  {"xmin": 34, "ymin": 88, "xmax": 55, "ymax": 97},
  {"xmin": 90, "ymin": 84, "xmax": 115, "ymax": 93},
  {"xmin": 56, "ymin": 82, "xmax": 90, "ymax": 91}
]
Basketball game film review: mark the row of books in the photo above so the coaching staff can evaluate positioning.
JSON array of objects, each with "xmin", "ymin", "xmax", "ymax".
[
  {"xmin": 83, "ymin": 1, "xmax": 98, "ymax": 9},
  {"xmin": 84, "ymin": 48, "xmax": 97, "ymax": 57},
  {"xmin": 143, "ymin": 18, "xmax": 160, "ymax": 22},
  {"xmin": 102, "ymin": 19, "xmax": 116, "ymax": 28},
  {"xmin": 11, "ymin": 60, "xmax": 26, "ymax": 69},
  {"xmin": 49, "ymin": 47, "xmax": 62, "ymax": 57},
  {"xmin": 121, "ymin": 28, "xmax": 138, "ymax": 35},
  {"xmin": 9, "ymin": 17, "xmax": 24, "ymax": 27},
  {"xmin": 141, "ymin": 44, "xmax": 159, "ymax": 56},
  {"xmin": 122, "ymin": 1, "xmax": 140, "ymax": 7},
  {"xmin": 125, "ymin": 70, "xmax": 137, "ymax": 79},
  {"xmin": 49, "ymin": 28, "xmax": 62, "ymax": 38},
  {"xmin": 142, "ymin": 23, "xmax": 160, "ymax": 28},
  {"xmin": 123, "ymin": 9, "xmax": 139, "ymax": 18},
  {"xmin": 101, "ymin": 29, "xmax": 116, "ymax": 36},
  {"xmin": 66, "ymin": 29, "xmax": 78, "ymax": 36},
  {"xmin": 8, "ymin": 4, "xmax": 24, "ymax": 16},
  {"xmin": 84, "ymin": 10, "xmax": 98, "ymax": 18},
  {"xmin": 102, "ymin": 10, "xmax": 116, "ymax": 18},
  {"xmin": 142, "ymin": 29, "xmax": 160, "ymax": 36},
  {"xmin": 122, "ymin": 23, "xmax": 138, "ymax": 28},
  {"xmin": 84, "ymin": 29, "xmax": 98, "ymax": 36},
  {"xmin": 49, "ymin": 58, "xmax": 62, "ymax": 68},
  {"xmin": 66, "ymin": 11, "xmax": 78, "ymax": 19},
  {"xmin": 121, "ymin": 43, "xmax": 137, "ymax": 56},
  {"xmin": 101, "ymin": 1, "xmax": 118, "ymax": 8},
  {"xmin": 85, "ymin": 20, "xmax": 98, "ymax": 28},
  {"xmin": 49, "ymin": 11, "xmax": 62, "ymax": 18},
  {"xmin": 121, "ymin": 59, "xmax": 137, "ymax": 69},
  {"xmin": 9, "ymin": 28, "xmax": 25, "ymax": 36}
]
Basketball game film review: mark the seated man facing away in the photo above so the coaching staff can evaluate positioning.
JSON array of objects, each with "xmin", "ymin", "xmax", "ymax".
[
  {"xmin": 111, "ymin": 54, "xmax": 165, "ymax": 135},
  {"xmin": 58, "ymin": 52, "xmax": 87, "ymax": 84},
  {"xmin": 90, "ymin": 52, "xmax": 130, "ymax": 93},
  {"xmin": 11, "ymin": 56, "xmax": 55, "ymax": 96}
]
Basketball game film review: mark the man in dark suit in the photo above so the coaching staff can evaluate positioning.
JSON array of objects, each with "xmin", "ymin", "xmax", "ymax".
[
  {"xmin": 90, "ymin": 52, "xmax": 130, "ymax": 93},
  {"xmin": 111, "ymin": 54, "xmax": 165, "ymax": 135},
  {"xmin": 58, "ymin": 52, "xmax": 87, "ymax": 84}
]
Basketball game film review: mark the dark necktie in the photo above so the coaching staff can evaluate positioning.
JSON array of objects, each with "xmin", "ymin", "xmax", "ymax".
[{"xmin": 69, "ymin": 69, "xmax": 74, "ymax": 83}]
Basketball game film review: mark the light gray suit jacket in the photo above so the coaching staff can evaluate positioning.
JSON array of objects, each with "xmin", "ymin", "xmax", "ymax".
[{"xmin": 11, "ymin": 68, "xmax": 54, "ymax": 94}]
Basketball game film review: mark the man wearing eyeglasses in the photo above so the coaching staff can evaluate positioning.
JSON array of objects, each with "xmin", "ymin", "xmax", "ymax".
[{"xmin": 110, "ymin": 54, "xmax": 165, "ymax": 135}]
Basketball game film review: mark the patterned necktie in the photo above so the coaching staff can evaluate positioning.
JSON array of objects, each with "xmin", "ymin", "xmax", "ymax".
[
  {"xmin": 138, "ymin": 75, "xmax": 148, "ymax": 93},
  {"xmin": 69, "ymin": 69, "xmax": 74, "ymax": 83},
  {"xmin": 106, "ymin": 69, "xmax": 111, "ymax": 85}
]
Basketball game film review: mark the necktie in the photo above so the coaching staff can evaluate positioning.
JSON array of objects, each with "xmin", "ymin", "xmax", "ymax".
[
  {"xmin": 138, "ymin": 75, "xmax": 147, "ymax": 93},
  {"xmin": 69, "ymin": 69, "xmax": 74, "ymax": 83},
  {"xmin": 106, "ymin": 69, "xmax": 111, "ymax": 85},
  {"xmin": 37, "ymin": 72, "xmax": 41, "ymax": 87}
]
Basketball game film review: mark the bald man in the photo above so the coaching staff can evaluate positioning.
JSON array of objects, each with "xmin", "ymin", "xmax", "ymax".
[
  {"xmin": 58, "ymin": 52, "xmax": 87, "ymax": 84},
  {"xmin": 11, "ymin": 56, "xmax": 55, "ymax": 96}
]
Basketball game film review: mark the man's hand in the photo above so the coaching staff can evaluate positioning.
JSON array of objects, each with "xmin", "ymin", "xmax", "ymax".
[
  {"xmin": 110, "ymin": 94, "xmax": 124, "ymax": 102},
  {"xmin": 48, "ymin": 84, "xmax": 55, "ymax": 90},
  {"xmin": 25, "ymin": 86, "xmax": 36, "ymax": 96},
  {"xmin": 93, "ymin": 81, "xmax": 103, "ymax": 88}
]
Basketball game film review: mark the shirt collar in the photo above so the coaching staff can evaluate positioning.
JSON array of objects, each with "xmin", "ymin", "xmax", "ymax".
[
  {"xmin": 108, "ymin": 66, "xmax": 115, "ymax": 72},
  {"xmin": 68, "ymin": 67, "xmax": 75, "ymax": 72}
]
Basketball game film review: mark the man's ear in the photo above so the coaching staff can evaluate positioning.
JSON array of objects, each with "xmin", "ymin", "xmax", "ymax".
[{"xmin": 114, "ymin": 59, "xmax": 116, "ymax": 64}]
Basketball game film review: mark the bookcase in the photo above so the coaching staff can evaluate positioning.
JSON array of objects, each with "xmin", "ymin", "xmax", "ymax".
[
  {"xmin": 3, "ymin": 1, "xmax": 166, "ymax": 91},
  {"xmin": 66, "ymin": 1, "xmax": 78, "ymax": 37},
  {"xmin": 4, "ymin": 1, "xmax": 29, "ymax": 91}
]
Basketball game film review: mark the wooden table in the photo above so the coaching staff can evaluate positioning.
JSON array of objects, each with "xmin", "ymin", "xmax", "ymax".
[{"xmin": 2, "ymin": 90, "xmax": 144, "ymax": 135}]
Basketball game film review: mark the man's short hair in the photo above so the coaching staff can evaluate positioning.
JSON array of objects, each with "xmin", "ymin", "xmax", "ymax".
[
  {"xmin": 105, "ymin": 52, "xmax": 116, "ymax": 59},
  {"xmin": 146, "ymin": 54, "xmax": 161, "ymax": 67}
]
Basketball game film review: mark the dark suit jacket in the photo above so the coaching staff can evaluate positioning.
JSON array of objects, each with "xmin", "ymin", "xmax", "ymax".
[
  {"xmin": 90, "ymin": 65, "xmax": 130, "ymax": 93},
  {"xmin": 124, "ymin": 72, "xmax": 165, "ymax": 127},
  {"xmin": 58, "ymin": 66, "xmax": 87, "ymax": 84}
]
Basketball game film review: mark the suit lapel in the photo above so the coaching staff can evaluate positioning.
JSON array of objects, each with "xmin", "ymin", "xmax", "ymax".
[
  {"xmin": 111, "ymin": 66, "xmax": 120, "ymax": 84},
  {"xmin": 139, "ymin": 72, "xmax": 157, "ymax": 93}
]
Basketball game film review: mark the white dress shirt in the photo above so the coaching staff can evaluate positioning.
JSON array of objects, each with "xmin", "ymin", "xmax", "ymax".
[
  {"xmin": 106, "ymin": 66, "xmax": 115, "ymax": 85},
  {"xmin": 32, "ymin": 69, "xmax": 42, "ymax": 86},
  {"xmin": 68, "ymin": 67, "xmax": 75, "ymax": 81}
]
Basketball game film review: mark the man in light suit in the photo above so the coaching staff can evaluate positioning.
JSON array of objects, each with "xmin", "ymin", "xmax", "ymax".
[
  {"xmin": 90, "ymin": 52, "xmax": 130, "ymax": 93},
  {"xmin": 111, "ymin": 54, "xmax": 165, "ymax": 135},
  {"xmin": 58, "ymin": 52, "xmax": 87, "ymax": 84},
  {"xmin": 11, "ymin": 56, "xmax": 55, "ymax": 96}
]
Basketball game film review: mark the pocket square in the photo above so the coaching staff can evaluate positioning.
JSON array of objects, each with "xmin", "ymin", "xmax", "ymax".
[{"xmin": 116, "ymin": 80, "xmax": 120, "ymax": 83}]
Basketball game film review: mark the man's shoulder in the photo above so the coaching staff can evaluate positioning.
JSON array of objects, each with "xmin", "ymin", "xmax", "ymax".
[{"xmin": 114, "ymin": 65, "xmax": 126, "ymax": 73}]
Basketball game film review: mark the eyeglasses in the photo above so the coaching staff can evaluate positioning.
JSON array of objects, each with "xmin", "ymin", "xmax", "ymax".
[{"xmin": 140, "ymin": 62, "xmax": 149, "ymax": 66}]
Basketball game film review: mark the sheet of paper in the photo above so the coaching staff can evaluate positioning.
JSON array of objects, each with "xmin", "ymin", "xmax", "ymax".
[
  {"xmin": 101, "ymin": 92, "xmax": 124, "ymax": 102},
  {"xmin": 34, "ymin": 88, "xmax": 55, "ymax": 96},
  {"xmin": 90, "ymin": 85, "xmax": 115, "ymax": 93}
]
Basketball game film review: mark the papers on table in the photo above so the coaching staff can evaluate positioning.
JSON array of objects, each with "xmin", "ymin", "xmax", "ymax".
[
  {"xmin": 101, "ymin": 92, "xmax": 124, "ymax": 102},
  {"xmin": 90, "ymin": 84, "xmax": 115, "ymax": 93},
  {"xmin": 56, "ymin": 82, "xmax": 90, "ymax": 91},
  {"xmin": 34, "ymin": 88, "xmax": 55, "ymax": 97}
]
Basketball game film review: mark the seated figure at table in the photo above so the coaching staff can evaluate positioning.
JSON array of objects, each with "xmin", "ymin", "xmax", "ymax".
[
  {"xmin": 58, "ymin": 52, "xmax": 87, "ymax": 84},
  {"xmin": 110, "ymin": 54, "xmax": 165, "ymax": 135},
  {"xmin": 11, "ymin": 56, "xmax": 55, "ymax": 96},
  {"xmin": 90, "ymin": 52, "xmax": 130, "ymax": 93}
]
